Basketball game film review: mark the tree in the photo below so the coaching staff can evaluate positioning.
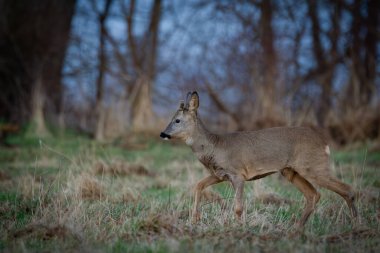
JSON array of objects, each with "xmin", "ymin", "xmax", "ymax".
[
  {"xmin": 258, "ymin": 0, "xmax": 277, "ymax": 118},
  {"xmin": 344, "ymin": 0, "xmax": 379, "ymax": 108},
  {"xmin": 92, "ymin": 0, "xmax": 114, "ymax": 141},
  {"xmin": 123, "ymin": 0, "xmax": 162, "ymax": 131},
  {"xmin": 0, "ymin": 0, "xmax": 76, "ymax": 136},
  {"xmin": 307, "ymin": 0, "xmax": 341, "ymax": 126}
]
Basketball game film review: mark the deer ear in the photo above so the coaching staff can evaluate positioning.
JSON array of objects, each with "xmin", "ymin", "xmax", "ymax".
[
  {"xmin": 188, "ymin": 91, "xmax": 199, "ymax": 111},
  {"xmin": 185, "ymin": 92, "xmax": 192, "ymax": 108},
  {"xmin": 179, "ymin": 100, "xmax": 185, "ymax": 110}
]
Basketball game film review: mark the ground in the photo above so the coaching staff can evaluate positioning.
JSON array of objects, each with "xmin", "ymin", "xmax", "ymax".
[{"xmin": 0, "ymin": 130, "xmax": 379, "ymax": 252}]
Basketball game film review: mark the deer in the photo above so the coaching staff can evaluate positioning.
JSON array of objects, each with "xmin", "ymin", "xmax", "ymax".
[{"xmin": 160, "ymin": 91, "xmax": 358, "ymax": 228}]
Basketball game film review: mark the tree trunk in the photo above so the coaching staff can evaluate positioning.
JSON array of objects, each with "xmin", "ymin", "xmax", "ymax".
[
  {"xmin": 308, "ymin": 0, "xmax": 335, "ymax": 126},
  {"xmin": 125, "ymin": 0, "xmax": 161, "ymax": 132},
  {"xmin": 316, "ymin": 71, "xmax": 333, "ymax": 126},
  {"xmin": 30, "ymin": 75, "xmax": 49, "ymax": 137},
  {"xmin": 94, "ymin": 0, "xmax": 113, "ymax": 141},
  {"xmin": 259, "ymin": 0, "xmax": 277, "ymax": 118},
  {"xmin": 0, "ymin": 0, "xmax": 76, "ymax": 128},
  {"xmin": 131, "ymin": 76, "xmax": 154, "ymax": 131},
  {"xmin": 362, "ymin": 0, "xmax": 379, "ymax": 104},
  {"xmin": 95, "ymin": 102, "xmax": 106, "ymax": 141},
  {"xmin": 344, "ymin": 0, "xmax": 379, "ymax": 109}
]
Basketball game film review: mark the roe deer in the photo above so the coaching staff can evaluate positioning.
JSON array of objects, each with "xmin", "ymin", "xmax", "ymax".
[{"xmin": 160, "ymin": 91, "xmax": 357, "ymax": 227}]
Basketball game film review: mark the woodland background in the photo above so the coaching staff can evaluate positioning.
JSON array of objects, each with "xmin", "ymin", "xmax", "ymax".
[
  {"xmin": 0, "ymin": 1, "xmax": 380, "ymax": 252},
  {"xmin": 0, "ymin": 0, "xmax": 379, "ymax": 144}
]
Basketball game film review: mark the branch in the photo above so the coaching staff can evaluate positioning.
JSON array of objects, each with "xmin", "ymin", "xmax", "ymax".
[
  {"xmin": 205, "ymin": 82, "xmax": 241, "ymax": 127},
  {"xmin": 123, "ymin": 0, "xmax": 141, "ymax": 70}
]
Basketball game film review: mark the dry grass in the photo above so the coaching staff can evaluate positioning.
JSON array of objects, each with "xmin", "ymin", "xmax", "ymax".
[
  {"xmin": 76, "ymin": 174, "xmax": 105, "ymax": 200},
  {"xmin": 12, "ymin": 224, "xmax": 82, "ymax": 241},
  {"xmin": 0, "ymin": 171, "xmax": 10, "ymax": 181},
  {"xmin": 322, "ymin": 228, "xmax": 378, "ymax": 243},
  {"xmin": 256, "ymin": 193, "xmax": 294, "ymax": 206},
  {"xmin": 94, "ymin": 160, "xmax": 155, "ymax": 177},
  {"xmin": 0, "ymin": 135, "xmax": 379, "ymax": 252}
]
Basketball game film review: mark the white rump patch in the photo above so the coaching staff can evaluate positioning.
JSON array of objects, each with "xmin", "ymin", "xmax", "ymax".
[
  {"xmin": 185, "ymin": 137, "xmax": 194, "ymax": 146},
  {"xmin": 164, "ymin": 137, "xmax": 169, "ymax": 140},
  {"xmin": 325, "ymin": 145, "xmax": 330, "ymax": 155}
]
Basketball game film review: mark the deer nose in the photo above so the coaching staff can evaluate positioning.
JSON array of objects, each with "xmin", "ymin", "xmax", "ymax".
[{"xmin": 160, "ymin": 132, "xmax": 171, "ymax": 139}]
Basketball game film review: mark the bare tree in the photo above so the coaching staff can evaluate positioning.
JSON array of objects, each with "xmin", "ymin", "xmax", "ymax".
[
  {"xmin": 0, "ymin": 0, "xmax": 76, "ymax": 136},
  {"xmin": 344, "ymin": 0, "xmax": 379, "ymax": 108},
  {"xmin": 92, "ymin": 0, "xmax": 114, "ymax": 141},
  {"xmin": 57, "ymin": 0, "xmax": 379, "ymax": 143},
  {"xmin": 307, "ymin": 0, "xmax": 336, "ymax": 126},
  {"xmin": 123, "ymin": 0, "xmax": 162, "ymax": 131},
  {"xmin": 258, "ymin": 0, "xmax": 277, "ymax": 118}
]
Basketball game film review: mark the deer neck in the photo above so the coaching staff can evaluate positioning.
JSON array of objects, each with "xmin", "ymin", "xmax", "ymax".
[{"xmin": 188, "ymin": 118, "xmax": 219, "ymax": 153}]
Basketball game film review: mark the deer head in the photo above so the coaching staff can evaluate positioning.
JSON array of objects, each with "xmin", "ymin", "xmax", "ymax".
[{"xmin": 160, "ymin": 91, "xmax": 199, "ymax": 143}]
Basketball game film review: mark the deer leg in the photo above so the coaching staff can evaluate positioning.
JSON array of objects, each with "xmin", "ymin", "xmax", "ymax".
[
  {"xmin": 315, "ymin": 176, "xmax": 358, "ymax": 219},
  {"xmin": 281, "ymin": 168, "xmax": 320, "ymax": 228},
  {"xmin": 230, "ymin": 175, "xmax": 245, "ymax": 220},
  {"xmin": 192, "ymin": 175, "xmax": 221, "ymax": 223}
]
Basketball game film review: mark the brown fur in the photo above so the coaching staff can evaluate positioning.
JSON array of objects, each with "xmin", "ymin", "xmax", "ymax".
[{"xmin": 161, "ymin": 92, "xmax": 357, "ymax": 227}]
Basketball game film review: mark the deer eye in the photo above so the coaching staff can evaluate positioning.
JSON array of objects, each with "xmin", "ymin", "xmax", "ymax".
[{"xmin": 175, "ymin": 119, "xmax": 180, "ymax": 123}]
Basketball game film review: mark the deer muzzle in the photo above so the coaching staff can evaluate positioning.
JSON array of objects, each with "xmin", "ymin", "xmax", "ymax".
[{"xmin": 160, "ymin": 132, "xmax": 171, "ymax": 140}]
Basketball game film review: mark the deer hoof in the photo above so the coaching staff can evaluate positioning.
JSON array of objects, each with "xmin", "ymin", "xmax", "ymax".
[
  {"xmin": 191, "ymin": 212, "xmax": 201, "ymax": 224},
  {"xmin": 235, "ymin": 209, "xmax": 243, "ymax": 220}
]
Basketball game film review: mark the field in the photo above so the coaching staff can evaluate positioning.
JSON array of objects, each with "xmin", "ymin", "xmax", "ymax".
[{"xmin": 0, "ymin": 131, "xmax": 379, "ymax": 252}]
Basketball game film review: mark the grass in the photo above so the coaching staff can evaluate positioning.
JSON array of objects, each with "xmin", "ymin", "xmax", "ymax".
[{"xmin": 0, "ymin": 130, "xmax": 379, "ymax": 252}]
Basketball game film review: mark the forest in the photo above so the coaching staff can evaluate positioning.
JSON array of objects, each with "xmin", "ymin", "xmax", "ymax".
[
  {"xmin": 0, "ymin": 0, "xmax": 379, "ymax": 252},
  {"xmin": 0, "ymin": 0, "xmax": 379, "ymax": 142}
]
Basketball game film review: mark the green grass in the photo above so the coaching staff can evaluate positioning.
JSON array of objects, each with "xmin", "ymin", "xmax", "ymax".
[
  {"xmin": 0, "ymin": 131, "xmax": 379, "ymax": 252},
  {"xmin": 333, "ymin": 145, "xmax": 380, "ymax": 166}
]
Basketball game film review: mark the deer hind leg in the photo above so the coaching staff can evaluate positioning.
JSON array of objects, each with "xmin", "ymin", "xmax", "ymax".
[
  {"xmin": 314, "ymin": 175, "xmax": 358, "ymax": 219},
  {"xmin": 281, "ymin": 168, "xmax": 320, "ymax": 227},
  {"xmin": 230, "ymin": 175, "xmax": 245, "ymax": 220}
]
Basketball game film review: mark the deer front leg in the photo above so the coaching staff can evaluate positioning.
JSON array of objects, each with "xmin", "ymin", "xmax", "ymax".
[
  {"xmin": 230, "ymin": 175, "xmax": 245, "ymax": 220},
  {"xmin": 192, "ymin": 175, "xmax": 221, "ymax": 223}
]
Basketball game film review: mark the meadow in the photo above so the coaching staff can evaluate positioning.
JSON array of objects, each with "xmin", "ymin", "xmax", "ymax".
[{"xmin": 0, "ymin": 131, "xmax": 379, "ymax": 252}]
